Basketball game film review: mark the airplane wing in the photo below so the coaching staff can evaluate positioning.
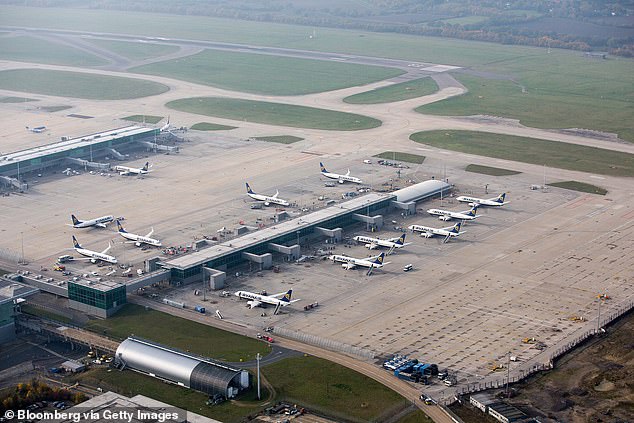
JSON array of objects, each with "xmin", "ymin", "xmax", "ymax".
[
  {"xmin": 345, "ymin": 169, "xmax": 351, "ymax": 176},
  {"xmin": 247, "ymin": 300, "xmax": 262, "ymax": 309},
  {"xmin": 145, "ymin": 228, "xmax": 155, "ymax": 238},
  {"xmin": 101, "ymin": 242, "xmax": 112, "ymax": 255},
  {"xmin": 272, "ymin": 190, "xmax": 279, "ymax": 198},
  {"xmin": 270, "ymin": 291, "xmax": 288, "ymax": 299},
  {"xmin": 96, "ymin": 223, "xmax": 109, "ymax": 228},
  {"xmin": 344, "ymin": 262, "xmax": 356, "ymax": 270}
]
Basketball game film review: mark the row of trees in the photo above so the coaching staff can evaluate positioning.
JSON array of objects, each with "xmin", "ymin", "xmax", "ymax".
[{"xmin": 1, "ymin": 380, "xmax": 87, "ymax": 413}]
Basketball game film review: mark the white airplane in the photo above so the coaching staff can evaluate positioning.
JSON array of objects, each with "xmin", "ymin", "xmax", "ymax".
[
  {"xmin": 328, "ymin": 252, "xmax": 389, "ymax": 272},
  {"xmin": 408, "ymin": 221, "xmax": 464, "ymax": 243},
  {"xmin": 320, "ymin": 162, "xmax": 362, "ymax": 184},
  {"xmin": 160, "ymin": 116, "xmax": 171, "ymax": 132},
  {"xmin": 456, "ymin": 193, "xmax": 509, "ymax": 207},
  {"xmin": 69, "ymin": 214, "xmax": 114, "ymax": 229},
  {"xmin": 234, "ymin": 289, "xmax": 299, "ymax": 314},
  {"xmin": 72, "ymin": 236, "xmax": 117, "ymax": 264},
  {"xmin": 26, "ymin": 126, "xmax": 46, "ymax": 133},
  {"xmin": 113, "ymin": 162, "xmax": 151, "ymax": 176},
  {"xmin": 246, "ymin": 183, "xmax": 290, "ymax": 207},
  {"xmin": 116, "ymin": 221, "xmax": 162, "ymax": 247},
  {"xmin": 427, "ymin": 205, "xmax": 479, "ymax": 221},
  {"xmin": 353, "ymin": 233, "xmax": 410, "ymax": 253}
]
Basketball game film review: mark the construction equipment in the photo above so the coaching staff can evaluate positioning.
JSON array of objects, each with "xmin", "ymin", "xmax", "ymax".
[{"xmin": 521, "ymin": 337, "xmax": 537, "ymax": 344}]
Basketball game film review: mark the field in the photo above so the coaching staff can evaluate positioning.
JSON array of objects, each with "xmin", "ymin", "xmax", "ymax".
[
  {"xmin": 0, "ymin": 96, "xmax": 36, "ymax": 103},
  {"xmin": 20, "ymin": 304, "xmax": 73, "ymax": 324},
  {"xmin": 253, "ymin": 135, "xmax": 304, "ymax": 144},
  {"xmin": 84, "ymin": 304, "xmax": 269, "ymax": 362},
  {"xmin": 261, "ymin": 355, "xmax": 408, "ymax": 422},
  {"xmin": 417, "ymin": 69, "xmax": 634, "ymax": 143},
  {"xmin": 343, "ymin": 77, "xmax": 438, "ymax": 104},
  {"xmin": 190, "ymin": 122, "xmax": 237, "ymax": 131},
  {"xmin": 396, "ymin": 409, "xmax": 434, "ymax": 423},
  {"xmin": 410, "ymin": 130, "xmax": 634, "ymax": 177},
  {"xmin": 547, "ymin": 181, "xmax": 608, "ymax": 195},
  {"xmin": 131, "ymin": 49, "xmax": 403, "ymax": 96},
  {"xmin": 0, "ymin": 35, "xmax": 106, "ymax": 66},
  {"xmin": 374, "ymin": 151, "xmax": 426, "ymax": 164},
  {"xmin": 0, "ymin": 69, "xmax": 169, "ymax": 100},
  {"xmin": 465, "ymin": 164, "xmax": 521, "ymax": 176},
  {"xmin": 441, "ymin": 16, "xmax": 488, "ymax": 25},
  {"xmin": 87, "ymin": 39, "xmax": 180, "ymax": 61},
  {"xmin": 122, "ymin": 115, "xmax": 164, "ymax": 124},
  {"xmin": 166, "ymin": 98, "xmax": 382, "ymax": 131}
]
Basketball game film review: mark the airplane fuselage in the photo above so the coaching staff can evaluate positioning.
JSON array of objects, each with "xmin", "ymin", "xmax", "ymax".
[
  {"xmin": 74, "ymin": 247, "xmax": 117, "ymax": 264},
  {"xmin": 456, "ymin": 196, "xmax": 507, "ymax": 207},
  {"xmin": 409, "ymin": 225, "xmax": 461, "ymax": 238},
  {"xmin": 329, "ymin": 254, "xmax": 384, "ymax": 268},
  {"xmin": 321, "ymin": 171, "xmax": 362, "ymax": 184},
  {"xmin": 427, "ymin": 208, "xmax": 477, "ymax": 220},
  {"xmin": 114, "ymin": 166, "xmax": 148, "ymax": 175},
  {"xmin": 353, "ymin": 235, "xmax": 405, "ymax": 249},
  {"xmin": 73, "ymin": 215, "xmax": 114, "ymax": 229},
  {"xmin": 119, "ymin": 231, "xmax": 162, "ymax": 247},
  {"xmin": 248, "ymin": 192, "xmax": 290, "ymax": 207}
]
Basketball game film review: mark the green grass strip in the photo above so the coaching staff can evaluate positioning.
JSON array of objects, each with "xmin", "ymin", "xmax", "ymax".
[
  {"xmin": 84, "ymin": 304, "xmax": 268, "ymax": 362},
  {"xmin": 374, "ymin": 151, "xmax": 425, "ymax": 164},
  {"xmin": 167, "ymin": 97, "xmax": 381, "ymax": 131},
  {"xmin": 88, "ymin": 39, "xmax": 179, "ymax": 60},
  {"xmin": 21, "ymin": 304, "xmax": 73, "ymax": 325},
  {"xmin": 410, "ymin": 130, "xmax": 634, "ymax": 177},
  {"xmin": 344, "ymin": 77, "xmax": 438, "ymax": 104},
  {"xmin": 190, "ymin": 122, "xmax": 237, "ymax": 131},
  {"xmin": 253, "ymin": 135, "xmax": 304, "ymax": 144},
  {"xmin": 262, "ymin": 355, "xmax": 409, "ymax": 422},
  {"xmin": 132, "ymin": 49, "xmax": 403, "ymax": 96},
  {"xmin": 465, "ymin": 164, "xmax": 521, "ymax": 176},
  {"xmin": 547, "ymin": 181, "xmax": 607, "ymax": 195},
  {"xmin": 0, "ymin": 69, "xmax": 169, "ymax": 100},
  {"xmin": 0, "ymin": 35, "xmax": 107, "ymax": 66},
  {"xmin": 122, "ymin": 115, "xmax": 163, "ymax": 124},
  {"xmin": 0, "ymin": 96, "xmax": 37, "ymax": 103}
]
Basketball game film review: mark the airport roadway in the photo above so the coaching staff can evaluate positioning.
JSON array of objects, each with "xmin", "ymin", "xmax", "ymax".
[{"xmin": 130, "ymin": 296, "xmax": 454, "ymax": 423}]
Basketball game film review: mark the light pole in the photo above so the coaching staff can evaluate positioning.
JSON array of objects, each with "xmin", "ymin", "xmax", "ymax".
[{"xmin": 256, "ymin": 353, "xmax": 261, "ymax": 400}]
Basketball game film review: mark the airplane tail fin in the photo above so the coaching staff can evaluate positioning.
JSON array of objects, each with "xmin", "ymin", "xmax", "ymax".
[
  {"xmin": 71, "ymin": 214, "xmax": 81, "ymax": 226},
  {"xmin": 396, "ymin": 233, "xmax": 406, "ymax": 245},
  {"xmin": 467, "ymin": 206, "xmax": 478, "ymax": 217},
  {"xmin": 142, "ymin": 162, "xmax": 149, "ymax": 171},
  {"xmin": 281, "ymin": 289, "xmax": 293, "ymax": 303},
  {"xmin": 497, "ymin": 193, "xmax": 506, "ymax": 203},
  {"xmin": 246, "ymin": 182, "xmax": 254, "ymax": 194},
  {"xmin": 72, "ymin": 236, "xmax": 81, "ymax": 249},
  {"xmin": 451, "ymin": 222, "xmax": 462, "ymax": 233},
  {"xmin": 373, "ymin": 252, "xmax": 385, "ymax": 265},
  {"xmin": 319, "ymin": 162, "xmax": 327, "ymax": 173},
  {"xmin": 116, "ymin": 220, "xmax": 126, "ymax": 233}
]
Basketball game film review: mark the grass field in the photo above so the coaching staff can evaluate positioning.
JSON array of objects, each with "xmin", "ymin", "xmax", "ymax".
[
  {"xmin": 410, "ymin": 131, "xmax": 634, "ymax": 177},
  {"xmin": 0, "ymin": 96, "xmax": 36, "ymax": 103},
  {"xmin": 547, "ymin": 181, "xmax": 608, "ymax": 195},
  {"xmin": 262, "ymin": 355, "xmax": 408, "ymax": 422},
  {"xmin": 441, "ymin": 16, "xmax": 489, "ymax": 25},
  {"xmin": 374, "ymin": 151, "xmax": 426, "ymax": 164},
  {"xmin": 40, "ymin": 105, "xmax": 72, "ymax": 113},
  {"xmin": 0, "ymin": 69, "xmax": 169, "ymax": 100},
  {"xmin": 122, "ymin": 115, "xmax": 164, "ymax": 124},
  {"xmin": 167, "ymin": 98, "xmax": 381, "ymax": 131},
  {"xmin": 88, "ymin": 39, "xmax": 180, "ymax": 61},
  {"xmin": 132, "ymin": 49, "xmax": 402, "ymax": 96},
  {"xmin": 343, "ymin": 77, "xmax": 438, "ymax": 104},
  {"xmin": 2, "ymin": 6, "xmax": 632, "ymax": 140},
  {"xmin": 396, "ymin": 409, "xmax": 434, "ymax": 423},
  {"xmin": 20, "ymin": 304, "xmax": 73, "ymax": 324},
  {"xmin": 84, "ymin": 304, "xmax": 269, "ymax": 362},
  {"xmin": 0, "ymin": 34, "xmax": 107, "ymax": 66},
  {"xmin": 190, "ymin": 122, "xmax": 237, "ymax": 131},
  {"xmin": 253, "ymin": 135, "xmax": 304, "ymax": 144},
  {"xmin": 465, "ymin": 164, "xmax": 521, "ymax": 176}
]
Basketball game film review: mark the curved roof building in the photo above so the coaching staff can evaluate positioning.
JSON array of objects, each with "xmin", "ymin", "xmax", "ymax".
[
  {"xmin": 393, "ymin": 179, "xmax": 451, "ymax": 204},
  {"xmin": 115, "ymin": 337, "xmax": 248, "ymax": 398}
]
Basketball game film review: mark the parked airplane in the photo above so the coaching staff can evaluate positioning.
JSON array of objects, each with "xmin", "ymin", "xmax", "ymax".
[
  {"xmin": 234, "ymin": 289, "xmax": 299, "ymax": 314},
  {"xmin": 160, "ymin": 117, "xmax": 171, "ymax": 132},
  {"xmin": 72, "ymin": 236, "xmax": 117, "ymax": 264},
  {"xmin": 113, "ymin": 162, "xmax": 151, "ymax": 176},
  {"xmin": 408, "ymin": 221, "xmax": 464, "ymax": 243},
  {"xmin": 427, "ymin": 205, "xmax": 479, "ymax": 221},
  {"xmin": 116, "ymin": 221, "xmax": 162, "ymax": 247},
  {"xmin": 26, "ymin": 126, "xmax": 46, "ymax": 133},
  {"xmin": 353, "ymin": 233, "xmax": 409, "ymax": 253},
  {"xmin": 328, "ymin": 252, "xmax": 389, "ymax": 271},
  {"xmin": 320, "ymin": 162, "xmax": 362, "ymax": 184},
  {"xmin": 245, "ymin": 183, "xmax": 290, "ymax": 207},
  {"xmin": 456, "ymin": 193, "xmax": 509, "ymax": 207},
  {"xmin": 69, "ymin": 214, "xmax": 114, "ymax": 229}
]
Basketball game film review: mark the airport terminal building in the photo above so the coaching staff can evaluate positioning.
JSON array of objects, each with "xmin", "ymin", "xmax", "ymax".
[{"xmin": 161, "ymin": 179, "xmax": 451, "ymax": 286}]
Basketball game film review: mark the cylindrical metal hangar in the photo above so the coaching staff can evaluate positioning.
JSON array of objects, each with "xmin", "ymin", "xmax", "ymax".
[{"xmin": 115, "ymin": 336, "xmax": 248, "ymax": 398}]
